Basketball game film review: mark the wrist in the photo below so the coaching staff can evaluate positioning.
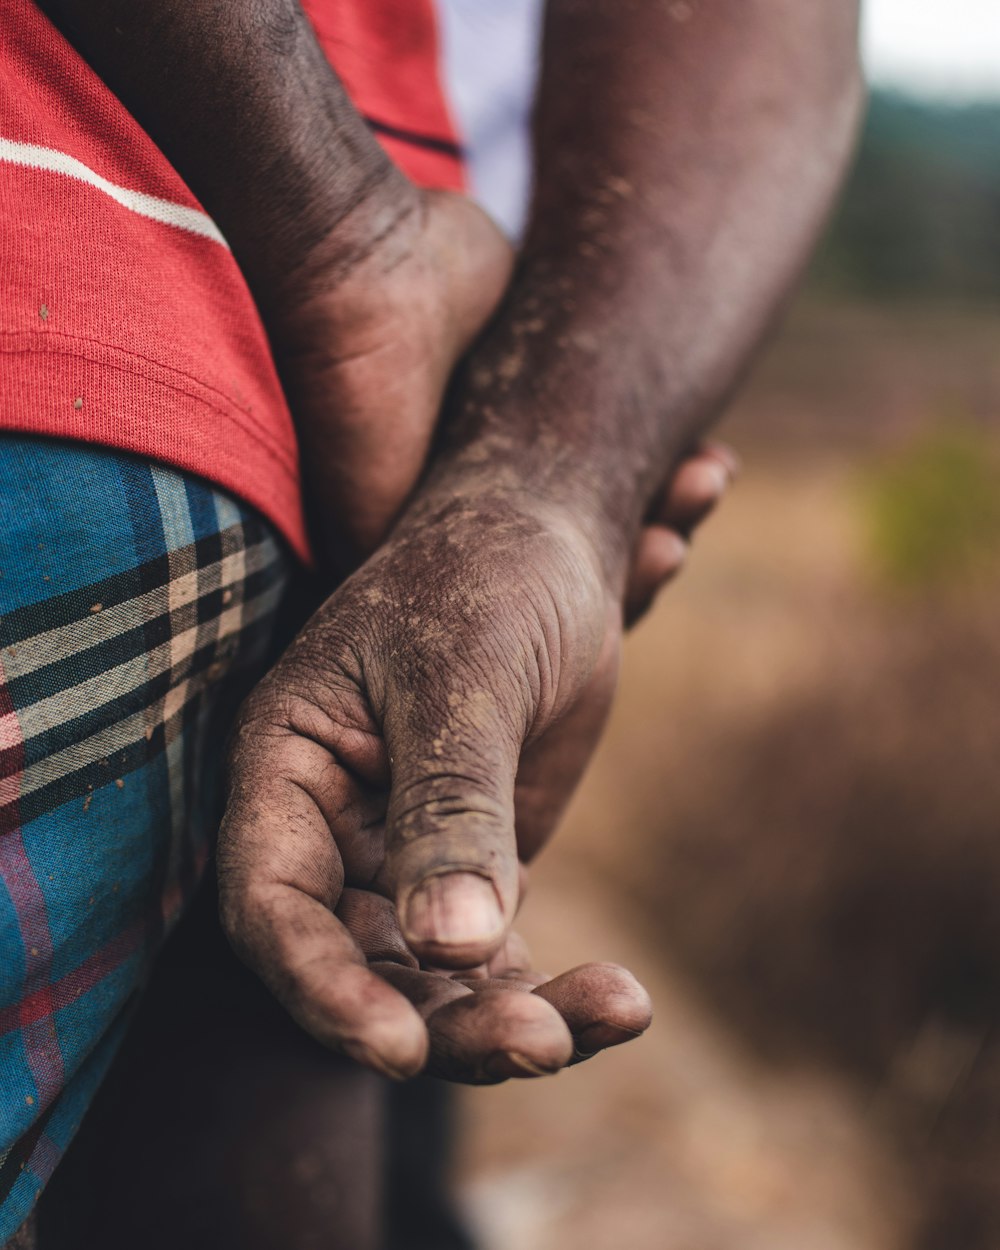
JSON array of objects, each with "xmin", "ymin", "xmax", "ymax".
[
  {"xmin": 429, "ymin": 318, "xmax": 677, "ymax": 592},
  {"xmin": 410, "ymin": 453, "xmax": 634, "ymax": 602}
]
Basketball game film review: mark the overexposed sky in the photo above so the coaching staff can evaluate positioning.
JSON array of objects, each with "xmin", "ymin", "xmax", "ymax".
[{"xmin": 863, "ymin": 0, "xmax": 1000, "ymax": 99}]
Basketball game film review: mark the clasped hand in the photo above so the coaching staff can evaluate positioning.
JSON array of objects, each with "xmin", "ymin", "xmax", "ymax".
[
  {"xmin": 221, "ymin": 189, "xmax": 736, "ymax": 1083},
  {"xmin": 219, "ymin": 457, "xmax": 732, "ymax": 1082}
]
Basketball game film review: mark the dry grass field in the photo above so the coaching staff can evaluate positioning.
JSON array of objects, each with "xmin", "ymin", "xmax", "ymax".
[{"xmin": 456, "ymin": 297, "xmax": 1000, "ymax": 1250}]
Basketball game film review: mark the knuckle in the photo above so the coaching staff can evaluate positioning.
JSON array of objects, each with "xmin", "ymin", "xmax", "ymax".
[{"xmin": 390, "ymin": 770, "xmax": 509, "ymax": 842}]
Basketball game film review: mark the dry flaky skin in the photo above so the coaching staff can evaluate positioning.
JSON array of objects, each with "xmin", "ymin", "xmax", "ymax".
[
  {"xmin": 216, "ymin": 449, "xmax": 731, "ymax": 1085},
  {"xmin": 217, "ymin": 439, "xmax": 737, "ymax": 1085},
  {"xmin": 218, "ymin": 486, "xmax": 647, "ymax": 1081}
]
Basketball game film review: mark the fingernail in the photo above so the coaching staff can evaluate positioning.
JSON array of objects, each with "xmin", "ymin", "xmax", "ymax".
[
  {"xmin": 662, "ymin": 531, "xmax": 688, "ymax": 570},
  {"xmin": 341, "ymin": 1039, "xmax": 410, "ymax": 1082},
  {"xmin": 403, "ymin": 873, "xmax": 504, "ymax": 948},
  {"xmin": 700, "ymin": 459, "xmax": 730, "ymax": 496},
  {"xmin": 705, "ymin": 444, "xmax": 741, "ymax": 482},
  {"xmin": 575, "ymin": 1022, "xmax": 644, "ymax": 1056},
  {"xmin": 483, "ymin": 1050, "xmax": 558, "ymax": 1081}
]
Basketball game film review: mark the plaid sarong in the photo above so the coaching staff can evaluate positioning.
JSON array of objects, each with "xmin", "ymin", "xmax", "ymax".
[{"xmin": 0, "ymin": 436, "xmax": 290, "ymax": 1242}]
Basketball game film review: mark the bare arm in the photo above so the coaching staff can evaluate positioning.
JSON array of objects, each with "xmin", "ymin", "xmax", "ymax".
[
  {"xmin": 38, "ymin": 0, "xmax": 865, "ymax": 1078},
  {"xmin": 217, "ymin": 2, "xmax": 865, "ymax": 1079},
  {"xmin": 439, "ymin": 0, "xmax": 865, "ymax": 583}
]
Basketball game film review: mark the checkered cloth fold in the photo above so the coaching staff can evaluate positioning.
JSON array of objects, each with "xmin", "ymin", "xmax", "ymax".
[{"xmin": 0, "ymin": 436, "xmax": 290, "ymax": 1242}]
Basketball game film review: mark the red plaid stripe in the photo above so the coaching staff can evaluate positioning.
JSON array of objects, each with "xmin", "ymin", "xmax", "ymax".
[{"xmin": 0, "ymin": 656, "xmax": 64, "ymax": 1114}]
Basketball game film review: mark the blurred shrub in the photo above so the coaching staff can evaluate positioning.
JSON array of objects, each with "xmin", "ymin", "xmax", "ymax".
[
  {"xmin": 635, "ymin": 600, "xmax": 1000, "ymax": 1247},
  {"xmin": 861, "ymin": 425, "xmax": 1000, "ymax": 588}
]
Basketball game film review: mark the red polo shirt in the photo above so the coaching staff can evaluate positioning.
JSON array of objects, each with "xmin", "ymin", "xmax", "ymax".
[{"xmin": 0, "ymin": 0, "xmax": 468, "ymax": 564}]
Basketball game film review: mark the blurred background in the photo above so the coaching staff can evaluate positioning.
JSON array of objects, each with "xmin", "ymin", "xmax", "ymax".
[{"xmin": 455, "ymin": 5, "xmax": 1000, "ymax": 1248}]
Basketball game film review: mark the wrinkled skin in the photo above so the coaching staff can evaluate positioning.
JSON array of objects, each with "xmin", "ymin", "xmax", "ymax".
[
  {"xmin": 271, "ymin": 187, "xmax": 736, "ymax": 586},
  {"xmin": 219, "ymin": 457, "xmax": 734, "ymax": 1083},
  {"xmin": 270, "ymin": 191, "xmax": 516, "ymax": 574},
  {"xmin": 223, "ymin": 187, "xmax": 738, "ymax": 1085},
  {"xmin": 35, "ymin": 0, "xmax": 857, "ymax": 1098}
]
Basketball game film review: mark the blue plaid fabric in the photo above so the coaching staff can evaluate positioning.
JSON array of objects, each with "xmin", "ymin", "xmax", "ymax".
[{"xmin": 0, "ymin": 436, "xmax": 291, "ymax": 1243}]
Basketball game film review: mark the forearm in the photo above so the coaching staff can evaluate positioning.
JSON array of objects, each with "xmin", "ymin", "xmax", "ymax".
[
  {"xmin": 437, "ymin": 0, "xmax": 864, "ymax": 583},
  {"xmin": 35, "ymin": 0, "xmax": 416, "ymax": 311}
]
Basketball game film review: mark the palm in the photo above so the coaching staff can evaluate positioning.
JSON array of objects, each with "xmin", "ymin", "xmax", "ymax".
[
  {"xmin": 335, "ymin": 887, "xmax": 648, "ymax": 1083},
  {"xmin": 220, "ymin": 441, "xmax": 738, "ymax": 1081}
]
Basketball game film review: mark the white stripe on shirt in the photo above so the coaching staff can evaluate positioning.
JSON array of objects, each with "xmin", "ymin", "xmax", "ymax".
[{"xmin": 0, "ymin": 137, "xmax": 228, "ymax": 247}]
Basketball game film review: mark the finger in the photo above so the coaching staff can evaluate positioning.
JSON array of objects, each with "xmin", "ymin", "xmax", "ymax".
[
  {"xmin": 425, "ymin": 988, "xmax": 574, "ymax": 1084},
  {"xmin": 514, "ymin": 629, "xmax": 620, "ymax": 860},
  {"xmin": 219, "ymin": 729, "xmax": 427, "ymax": 1079},
  {"xmin": 486, "ymin": 930, "xmax": 534, "ymax": 979},
  {"xmin": 336, "ymin": 888, "xmax": 418, "ymax": 968},
  {"xmin": 478, "ymin": 927, "xmax": 548, "ymax": 986},
  {"xmin": 383, "ymin": 678, "xmax": 523, "ymax": 971},
  {"xmin": 624, "ymin": 526, "xmax": 688, "ymax": 627},
  {"xmin": 624, "ymin": 442, "xmax": 738, "ymax": 627},
  {"xmin": 656, "ymin": 443, "xmax": 739, "ymax": 532},
  {"xmin": 234, "ymin": 886, "xmax": 427, "ymax": 1079},
  {"xmin": 350, "ymin": 849, "xmax": 575, "ymax": 1081},
  {"xmin": 371, "ymin": 961, "xmax": 474, "ymax": 1018},
  {"xmin": 532, "ymin": 962, "xmax": 652, "ymax": 1058},
  {"xmin": 339, "ymin": 882, "xmax": 541, "ymax": 990}
]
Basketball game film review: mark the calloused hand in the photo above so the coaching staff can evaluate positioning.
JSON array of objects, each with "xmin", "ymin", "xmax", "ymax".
[
  {"xmin": 334, "ymin": 885, "xmax": 651, "ymax": 1082},
  {"xmin": 217, "ymin": 440, "xmax": 736, "ymax": 1082},
  {"xmin": 230, "ymin": 180, "xmax": 738, "ymax": 1079}
]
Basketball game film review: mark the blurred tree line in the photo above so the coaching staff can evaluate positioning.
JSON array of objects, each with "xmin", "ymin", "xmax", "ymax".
[{"xmin": 810, "ymin": 90, "xmax": 1000, "ymax": 302}]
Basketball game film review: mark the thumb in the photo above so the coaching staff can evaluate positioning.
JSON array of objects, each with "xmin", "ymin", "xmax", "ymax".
[{"xmin": 384, "ymin": 680, "xmax": 525, "ymax": 970}]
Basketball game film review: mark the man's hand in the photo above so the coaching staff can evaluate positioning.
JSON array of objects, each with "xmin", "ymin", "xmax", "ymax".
[
  {"xmin": 51, "ymin": 0, "xmax": 860, "ymax": 1081},
  {"xmin": 218, "ymin": 486, "xmax": 617, "ymax": 1077},
  {"xmin": 335, "ymin": 887, "xmax": 652, "ymax": 1082},
  {"xmin": 218, "ymin": 433, "xmax": 738, "ymax": 1080},
  {"xmin": 34, "ymin": 0, "xmax": 519, "ymax": 574},
  {"xmin": 268, "ymin": 175, "xmax": 740, "ymax": 580},
  {"xmin": 267, "ymin": 189, "xmax": 513, "ymax": 573},
  {"xmin": 217, "ymin": 434, "xmax": 733, "ymax": 1081}
]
